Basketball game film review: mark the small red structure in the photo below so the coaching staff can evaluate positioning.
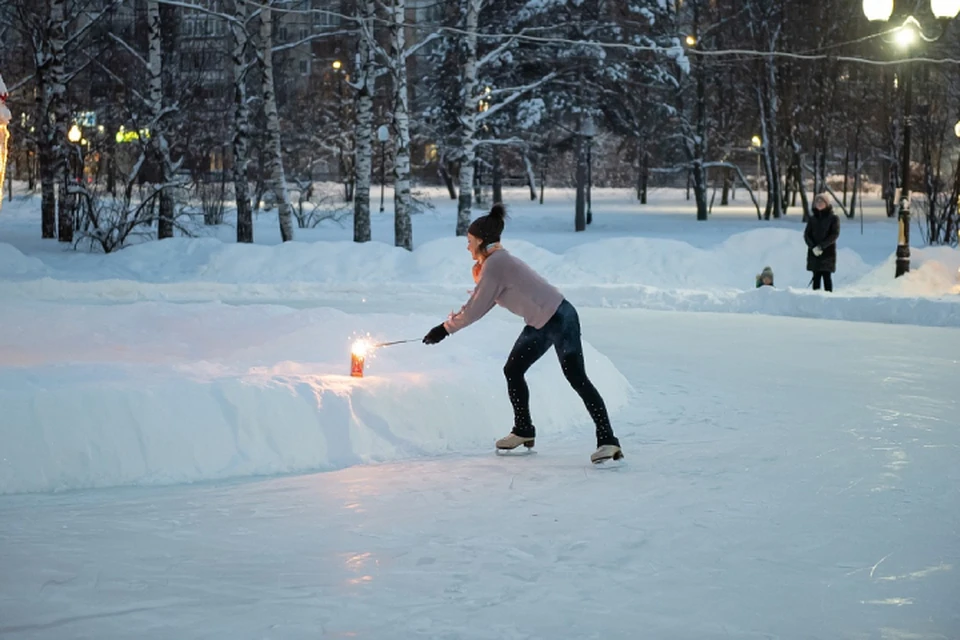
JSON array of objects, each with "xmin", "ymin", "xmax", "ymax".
[{"xmin": 351, "ymin": 340, "xmax": 369, "ymax": 377}]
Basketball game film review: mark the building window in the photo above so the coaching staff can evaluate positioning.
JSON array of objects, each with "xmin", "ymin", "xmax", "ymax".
[
  {"xmin": 299, "ymin": 59, "xmax": 310, "ymax": 75},
  {"xmin": 313, "ymin": 5, "xmax": 341, "ymax": 27}
]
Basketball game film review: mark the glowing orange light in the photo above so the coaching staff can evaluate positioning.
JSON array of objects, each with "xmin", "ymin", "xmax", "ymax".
[{"xmin": 351, "ymin": 339, "xmax": 370, "ymax": 377}]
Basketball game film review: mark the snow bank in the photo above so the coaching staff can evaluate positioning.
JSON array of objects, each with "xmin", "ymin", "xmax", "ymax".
[
  {"xmin": 579, "ymin": 284, "xmax": 960, "ymax": 327},
  {"xmin": 0, "ymin": 302, "xmax": 632, "ymax": 495},
  {"xmin": 0, "ymin": 228, "xmax": 932, "ymax": 290},
  {"xmin": 0, "ymin": 242, "xmax": 49, "ymax": 280},
  {"xmin": 2, "ymin": 228, "xmax": 958, "ymax": 326}
]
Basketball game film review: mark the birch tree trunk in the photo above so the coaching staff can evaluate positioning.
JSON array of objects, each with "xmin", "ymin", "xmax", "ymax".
[
  {"xmin": 522, "ymin": 153, "xmax": 536, "ymax": 201},
  {"xmin": 37, "ymin": 65, "xmax": 57, "ymax": 239},
  {"xmin": 352, "ymin": 0, "xmax": 375, "ymax": 243},
  {"xmin": 259, "ymin": 0, "xmax": 294, "ymax": 242},
  {"xmin": 455, "ymin": 0, "xmax": 481, "ymax": 236},
  {"xmin": 760, "ymin": 31, "xmax": 783, "ymax": 219},
  {"xmin": 50, "ymin": 0, "xmax": 72, "ymax": 242},
  {"xmin": 231, "ymin": 0, "xmax": 253, "ymax": 243},
  {"xmin": 390, "ymin": 0, "xmax": 413, "ymax": 250},
  {"xmin": 691, "ymin": 0, "xmax": 708, "ymax": 221},
  {"xmin": 147, "ymin": 0, "xmax": 176, "ymax": 239},
  {"xmin": 36, "ymin": 0, "xmax": 66, "ymax": 239}
]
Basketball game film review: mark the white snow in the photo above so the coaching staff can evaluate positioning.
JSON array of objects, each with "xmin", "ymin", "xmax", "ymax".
[
  {"xmin": 0, "ymin": 302, "xmax": 630, "ymax": 495},
  {"xmin": 0, "ymin": 186, "xmax": 958, "ymax": 638}
]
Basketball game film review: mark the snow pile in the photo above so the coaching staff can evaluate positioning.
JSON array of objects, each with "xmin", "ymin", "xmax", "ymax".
[
  {"xmin": 1, "ymin": 228, "xmax": 958, "ymax": 326},
  {"xmin": 584, "ymin": 284, "xmax": 960, "ymax": 327},
  {"xmin": 0, "ymin": 228, "xmax": 902, "ymax": 290},
  {"xmin": 0, "ymin": 242, "xmax": 49, "ymax": 280},
  {"xmin": 0, "ymin": 302, "xmax": 632, "ymax": 495},
  {"xmin": 0, "ymin": 229, "xmax": 849, "ymax": 287},
  {"xmin": 852, "ymin": 246, "xmax": 960, "ymax": 297}
]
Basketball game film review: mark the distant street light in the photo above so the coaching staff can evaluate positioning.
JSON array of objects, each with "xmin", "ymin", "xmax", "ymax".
[
  {"xmin": 685, "ymin": 35, "xmax": 696, "ymax": 46},
  {"xmin": 332, "ymin": 60, "xmax": 342, "ymax": 70},
  {"xmin": 862, "ymin": 0, "xmax": 959, "ymax": 277},
  {"xmin": 68, "ymin": 124, "xmax": 82, "ymax": 143},
  {"xmin": 895, "ymin": 20, "xmax": 918, "ymax": 46}
]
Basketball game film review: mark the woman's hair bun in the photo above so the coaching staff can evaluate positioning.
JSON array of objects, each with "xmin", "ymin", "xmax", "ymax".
[{"xmin": 489, "ymin": 203, "xmax": 506, "ymax": 221}]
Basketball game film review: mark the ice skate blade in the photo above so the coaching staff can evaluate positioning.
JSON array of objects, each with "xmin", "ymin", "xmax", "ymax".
[
  {"xmin": 495, "ymin": 439, "xmax": 535, "ymax": 451},
  {"xmin": 591, "ymin": 450, "xmax": 624, "ymax": 465},
  {"xmin": 495, "ymin": 448, "xmax": 537, "ymax": 457}
]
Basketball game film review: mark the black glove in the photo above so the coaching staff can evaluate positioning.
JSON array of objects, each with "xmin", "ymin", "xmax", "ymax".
[{"xmin": 423, "ymin": 323, "xmax": 448, "ymax": 345}]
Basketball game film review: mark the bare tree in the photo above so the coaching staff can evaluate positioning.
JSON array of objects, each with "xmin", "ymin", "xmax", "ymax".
[
  {"xmin": 387, "ymin": 0, "xmax": 412, "ymax": 250},
  {"xmin": 258, "ymin": 0, "xmax": 294, "ymax": 242},
  {"xmin": 455, "ymin": 0, "xmax": 481, "ymax": 237},
  {"xmin": 231, "ymin": 0, "xmax": 254, "ymax": 243},
  {"xmin": 145, "ymin": 0, "xmax": 180, "ymax": 239},
  {"xmin": 352, "ymin": 0, "xmax": 375, "ymax": 243}
]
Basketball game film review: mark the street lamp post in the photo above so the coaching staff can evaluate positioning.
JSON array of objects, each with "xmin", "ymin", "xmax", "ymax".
[
  {"xmin": 377, "ymin": 124, "xmax": 389, "ymax": 213},
  {"xmin": 954, "ymin": 119, "xmax": 960, "ymax": 247},
  {"xmin": 586, "ymin": 125, "xmax": 595, "ymax": 225},
  {"xmin": 575, "ymin": 116, "xmax": 595, "ymax": 232},
  {"xmin": 751, "ymin": 135, "xmax": 762, "ymax": 204},
  {"xmin": 863, "ymin": 0, "xmax": 960, "ymax": 277},
  {"xmin": 333, "ymin": 60, "xmax": 344, "ymax": 198}
]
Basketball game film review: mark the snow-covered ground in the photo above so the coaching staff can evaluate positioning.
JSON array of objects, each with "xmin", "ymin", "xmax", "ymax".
[{"xmin": 1, "ymin": 187, "xmax": 958, "ymax": 638}]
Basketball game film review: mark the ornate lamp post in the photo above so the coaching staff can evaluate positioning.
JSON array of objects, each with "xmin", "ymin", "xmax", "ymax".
[
  {"xmin": 863, "ymin": 0, "xmax": 960, "ymax": 277},
  {"xmin": 575, "ymin": 116, "xmax": 595, "ymax": 232},
  {"xmin": 751, "ymin": 135, "xmax": 762, "ymax": 202},
  {"xmin": 377, "ymin": 124, "xmax": 389, "ymax": 213}
]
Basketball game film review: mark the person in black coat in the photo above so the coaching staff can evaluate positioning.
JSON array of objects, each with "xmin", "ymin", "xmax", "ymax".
[{"xmin": 805, "ymin": 193, "xmax": 840, "ymax": 292}]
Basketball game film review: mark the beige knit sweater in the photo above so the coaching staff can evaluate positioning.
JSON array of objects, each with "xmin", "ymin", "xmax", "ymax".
[{"xmin": 443, "ymin": 249, "xmax": 564, "ymax": 334}]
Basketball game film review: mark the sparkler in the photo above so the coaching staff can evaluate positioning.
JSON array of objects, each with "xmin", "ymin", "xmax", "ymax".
[
  {"xmin": 349, "ymin": 336, "xmax": 418, "ymax": 377},
  {"xmin": 350, "ymin": 339, "xmax": 371, "ymax": 377}
]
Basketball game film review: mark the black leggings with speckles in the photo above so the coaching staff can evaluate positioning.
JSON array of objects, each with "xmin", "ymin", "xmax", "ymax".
[{"xmin": 503, "ymin": 300, "xmax": 618, "ymax": 447}]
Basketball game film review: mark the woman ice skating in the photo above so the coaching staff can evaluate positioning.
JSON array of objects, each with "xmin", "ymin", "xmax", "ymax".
[
  {"xmin": 805, "ymin": 193, "xmax": 840, "ymax": 292},
  {"xmin": 422, "ymin": 204, "xmax": 623, "ymax": 464}
]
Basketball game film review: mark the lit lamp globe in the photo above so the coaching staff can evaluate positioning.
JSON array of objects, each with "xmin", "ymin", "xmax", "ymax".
[
  {"xmin": 895, "ymin": 22, "xmax": 918, "ymax": 47},
  {"xmin": 862, "ymin": 0, "xmax": 894, "ymax": 21},
  {"xmin": 68, "ymin": 124, "xmax": 82, "ymax": 143},
  {"xmin": 931, "ymin": 0, "xmax": 960, "ymax": 18},
  {"xmin": 954, "ymin": 120, "xmax": 960, "ymax": 138},
  {"xmin": 751, "ymin": 135, "xmax": 762, "ymax": 148}
]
